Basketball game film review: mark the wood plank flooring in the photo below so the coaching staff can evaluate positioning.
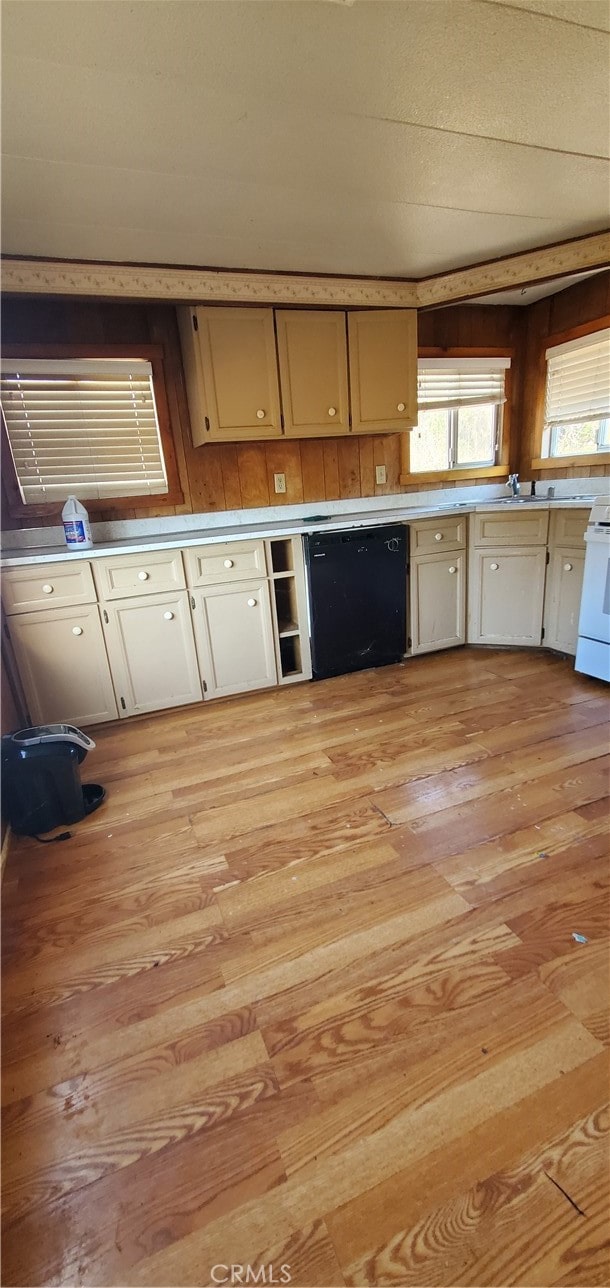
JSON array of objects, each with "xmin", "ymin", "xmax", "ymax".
[{"xmin": 2, "ymin": 647, "xmax": 609, "ymax": 1288}]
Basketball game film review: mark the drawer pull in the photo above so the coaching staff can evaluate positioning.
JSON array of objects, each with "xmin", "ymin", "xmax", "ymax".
[
  {"xmin": 564, "ymin": 562, "xmax": 573, "ymax": 572},
  {"xmin": 328, "ymin": 407, "xmax": 337, "ymax": 417},
  {"xmin": 256, "ymin": 409, "xmax": 266, "ymax": 419},
  {"xmin": 224, "ymin": 559, "xmax": 234, "ymax": 568},
  {"xmin": 163, "ymin": 611, "xmax": 174, "ymax": 621},
  {"xmin": 490, "ymin": 562, "xmax": 500, "ymax": 571},
  {"xmin": 72, "ymin": 626, "xmax": 83, "ymax": 636},
  {"xmin": 138, "ymin": 570, "xmax": 149, "ymax": 581},
  {"xmin": 448, "ymin": 566, "xmax": 457, "ymax": 574},
  {"xmin": 42, "ymin": 584, "xmax": 54, "ymax": 594},
  {"xmin": 434, "ymin": 532, "xmax": 443, "ymax": 542},
  {"xmin": 397, "ymin": 402, "xmax": 406, "ymax": 413},
  {"xmin": 247, "ymin": 598, "xmax": 257, "ymax": 607}
]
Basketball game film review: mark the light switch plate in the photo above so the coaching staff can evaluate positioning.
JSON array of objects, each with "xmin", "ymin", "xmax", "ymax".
[
  {"xmin": 375, "ymin": 465, "xmax": 387, "ymax": 485},
  {"xmin": 274, "ymin": 473, "xmax": 286, "ymax": 494}
]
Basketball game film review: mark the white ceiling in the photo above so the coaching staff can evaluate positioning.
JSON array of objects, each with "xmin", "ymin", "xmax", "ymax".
[{"xmin": 2, "ymin": 0, "xmax": 609, "ymax": 279}]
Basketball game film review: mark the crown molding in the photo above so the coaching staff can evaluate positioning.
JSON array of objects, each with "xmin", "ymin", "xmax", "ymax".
[
  {"xmin": 417, "ymin": 230, "xmax": 610, "ymax": 307},
  {"xmin": 1, "ymin": 230, "xmax": 609, "ymax": 308},
  {"xmin": 0, "ymin": 259, "xmax": 417, "ymax": 308}
]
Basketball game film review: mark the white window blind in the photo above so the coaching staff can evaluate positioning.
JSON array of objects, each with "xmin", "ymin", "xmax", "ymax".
[
  {"xmin": 545, "ymin": 328, "xmax": 610, "ymax": 426},
  {"xmin": 417, "ymin": 357, "xmax": 510, "ymax": 411},
  {"xmin": 0, "ymin": 358, "xmax": 168, "ymax": 504}
]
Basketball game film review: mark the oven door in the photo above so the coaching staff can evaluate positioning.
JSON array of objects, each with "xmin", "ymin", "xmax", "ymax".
[{"xmin": 578, "ymin": 530, "xmax": 610, "ymax": 644}]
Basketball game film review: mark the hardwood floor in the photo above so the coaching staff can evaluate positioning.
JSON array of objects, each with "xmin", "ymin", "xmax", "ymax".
[{"xmin": 2, "ymin": 647, "xmax": 609, "ymax": 1288}]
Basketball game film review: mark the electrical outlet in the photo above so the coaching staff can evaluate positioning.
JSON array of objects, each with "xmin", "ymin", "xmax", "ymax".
[
  {"xmin": 274, "ymin": 472, "xmax": 286, "ymax": 494},
  {"xmin": 375, "ymin": 464, "xmax": 387, "ymax": 485}
]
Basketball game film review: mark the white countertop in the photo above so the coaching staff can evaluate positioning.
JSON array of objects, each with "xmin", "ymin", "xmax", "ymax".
[{"xmin": 0, "ymin": 497, "xmax": 595, "ymax": 568}]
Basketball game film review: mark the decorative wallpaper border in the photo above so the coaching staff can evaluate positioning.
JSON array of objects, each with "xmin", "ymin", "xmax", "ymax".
[
  {"xmin": 0, "ymin": 261, "xmax": 417, "ymax": 308},
  {"xmin": 2, "ymin": 230, "xmax": 609, "ymax": 308}
]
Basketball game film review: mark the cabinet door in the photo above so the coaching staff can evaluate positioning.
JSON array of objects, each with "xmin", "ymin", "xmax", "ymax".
[
  {"xmin": 410, "ymin": 553, "xmax": 465, "ymax": 655},
  {"xmin": 276, "ymin": 310, "xmax": 349, "ymax": 436},
  {"xmin": 348, "ymin": 309, "xmax": 417, "ymax": 432},
  {"xmin": 543, "ymin": 548, "xmax": 586, "ymax": 655},
  {"xmin": 181, "ymin": 307, "xmax": 282, "ymax": 444},
  {"xmin": 468, "ymin": 547, "xmax": 547, "ymax": 646},
  {"xmin": 8, "ymin": 604, "xmax": 117, "ymax": 726},
  {"xmin": 192, "ymin": 580, "xmax": 277, "ymax": 699},
  {"xmin": 103, "ymin": 592, "xmax": 202, "ymax": 716}
]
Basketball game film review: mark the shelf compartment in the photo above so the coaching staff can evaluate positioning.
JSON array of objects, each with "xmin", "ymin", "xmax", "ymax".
[
  {"xmin": 270, "ymin": 539, "xmax": 294, "ymax": 574},
  {"xmin": 279, "ymin": 634, "xmax": 302, "ymax": 677},
  {"xmin": 273, "ymin": 578, "xmax": 298, "ymax": 632}
]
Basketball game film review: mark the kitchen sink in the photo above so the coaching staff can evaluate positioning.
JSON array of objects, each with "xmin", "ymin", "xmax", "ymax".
[{"xmin": 498, "ymin": 496, "xmax": 548, "ymax": 504}]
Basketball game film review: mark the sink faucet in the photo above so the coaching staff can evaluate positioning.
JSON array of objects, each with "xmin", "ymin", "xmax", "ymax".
[{"xmin": 507, "ymin": 473, "xmax": 520, "ymax": 496}]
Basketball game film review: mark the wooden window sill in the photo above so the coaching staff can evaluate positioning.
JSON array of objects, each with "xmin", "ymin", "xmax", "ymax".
[
  {"xmin": 399, "ymin": 464, "xmax": 508, "ymax": 485},
  {"xmin": 531, "ymin": 454, "xmax": 610, "ymax": 471}
]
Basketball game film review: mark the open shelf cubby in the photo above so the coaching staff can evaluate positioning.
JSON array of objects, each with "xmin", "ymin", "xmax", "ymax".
[
  {"xmin": 266, "ymin": 536, "xmax": 312, "ymax": 684},
  {"xmin": 270, "ymin": 539, "xmax": 294, "ymax": 574}
]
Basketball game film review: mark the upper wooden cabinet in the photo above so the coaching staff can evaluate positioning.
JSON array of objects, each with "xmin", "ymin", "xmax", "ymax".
[
  {"xmin": 179, "ymin": 306, "xmax": 282, "ymax": 445},
  {"xmin": 348, "ymin": 310, "xmax": 418, "ymax": 432},
  {"xmin": 179, "ymin": 304, "xmax": 417, "ymax": 443},
  {"xmin": 276, "ymin": 310, "xmax": 350, "ymax": 437}
]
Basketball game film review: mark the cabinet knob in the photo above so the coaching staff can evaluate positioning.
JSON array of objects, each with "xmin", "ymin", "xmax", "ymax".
[
  {"xmin": 72, "ymin": 626, "xmax": 83, "ymax": 636},
  {"xmin": 247, "ymin": 598, "xmax": 257, "ymax": 607},
  {"xmin": 448, "ymin": 566, "xmax": 457, "ymax": 574},
  {"xmin": 163, "ymin": 611, "xmax": 174, "ymax": 621},
  {"xmin": 434, "ymin": 532, "xmax": 443, "ymax": 542},
  {"xmin": 224, "ymin": 558, "xmax": 234, "ymax": 568},
  {"xmin": 138, "ymin": 570, "xmax": 149, "ymax": 581},
  {"xmin": 397, "ymin": 402, "xmax": 406, "ymax": 413},
  {"xmin": 490, "ymin": 562, "xmax": 500, "ymax": 571},
  {"xmin": 42, "ymin": 584, "xmax": 54, "ymax": 594},
  {"xmin": 328, "ymin": 407, "xmax": 337, "ymax": 417},
  {"xmin": 256, "ymin": 409, "xmax": 266, "ymax": 420},
  {"xmin": 564, "ymin": 562, "xmax": 573, "ymax": 572}
]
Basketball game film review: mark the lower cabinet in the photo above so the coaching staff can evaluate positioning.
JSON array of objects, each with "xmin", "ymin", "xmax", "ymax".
[
  {"xmin": 8, "ymin": 603, "xmax": 118, "ymax": 726},
  {"xmin": 102, "ymin": 591, "xmax": 202, "ymax": 716},
  {"xmin": 468, "ymin": 547, "xmax": 547, "ymax": 646},
  {"xmin": 191, "ymin": 579, "xmax": 277, "ymax": 699},
  {"xmin": 543, "ymin": 548, "xmax": 586, "ymax": 655},
  {"xmin": 410, "ymin": 552, "xmax": 465, "ymax": 654}
]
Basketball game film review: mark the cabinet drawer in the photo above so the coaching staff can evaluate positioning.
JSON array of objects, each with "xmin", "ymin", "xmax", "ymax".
[
  {"xmin": 93, "ymin": 549, "xmax": 186, "ymax": 600},
  {"xmin": 184, "ymin": 540, "xmax": 267, "ymax": 587},
  {"xmin": 2, "ymin": 561, "xmax": 96, "ymax": 614},
  {"xmin": 410, "ymin": 515, "xmax": 466, "ymax": 554},
  {"xmin": 471, "ymin": 510, "xmax": 549, "ymax": 548},
  {"xmin": 549, "ymin": 509, "xmax": 589, "ymax": 548}
]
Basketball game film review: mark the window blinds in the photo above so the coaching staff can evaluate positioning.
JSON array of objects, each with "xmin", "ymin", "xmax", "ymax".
[
  {"xmin": 0, "ymin": 358, "xmax": 168, "ymax": 504},
  {"xmin": 417, "ymin": 357, "xmax": 510, "ymax": 411},
  {"xmin": 545, "ymin": 328, "xmax": 610, "ymax": 426}
]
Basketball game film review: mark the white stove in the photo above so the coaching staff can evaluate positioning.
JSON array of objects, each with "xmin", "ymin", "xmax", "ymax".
[{"xmin": 575, "ymin": 497, "xmax": 610, "ymax": 682}]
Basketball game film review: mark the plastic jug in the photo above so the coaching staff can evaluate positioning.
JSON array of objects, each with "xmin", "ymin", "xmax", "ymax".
[{"xmin": 62, "ymin": 496, "xmax": 93, "ymax": 550}]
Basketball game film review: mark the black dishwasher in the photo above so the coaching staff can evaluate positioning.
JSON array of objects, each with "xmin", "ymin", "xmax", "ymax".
[{"xmin": 304, "ymin": 525, "xmax": 407, "ymax": 680}]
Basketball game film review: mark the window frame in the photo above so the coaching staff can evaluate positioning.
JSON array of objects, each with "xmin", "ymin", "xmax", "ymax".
[
  {"xmin": 400, "ymin": 347, "xmax": 513, "ymax": 484},
  {"xmin": 531, "ymin": 315, "xmax": 610, "ymax": 471},
  {"xmin": 1, "ymin": 343, "xmax": 184, "ymax": 519}
]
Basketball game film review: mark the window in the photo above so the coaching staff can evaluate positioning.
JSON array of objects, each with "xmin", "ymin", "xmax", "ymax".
[
  {"xmin": 542, "ymin": 327, "xmax": 610, "ymax": 459},
  {"xmin": 1, "ymin": 355, "xmax": 172, "ymax": 506},
  {"xmin": 410, "ymin": 357, "xmax": 510, "ymax": 473}
]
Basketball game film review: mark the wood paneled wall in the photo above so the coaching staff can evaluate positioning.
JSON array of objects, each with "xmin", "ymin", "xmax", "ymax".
[
  {"xmin": 518, "ymin": 270, "xmax": 610, "ymax": 480},
  {"xmin": 1, "ymin": 280, "xmax": 607, "ymax": 532}
]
